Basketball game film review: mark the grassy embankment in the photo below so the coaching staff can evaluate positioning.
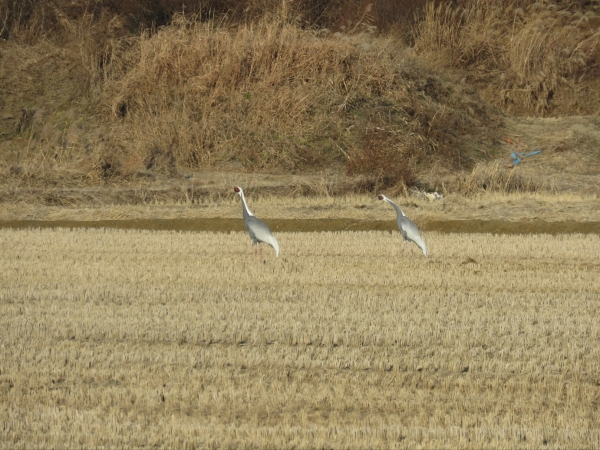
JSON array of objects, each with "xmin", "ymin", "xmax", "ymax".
[{"xmin": 1, "ymin": 0, "xmax": 599, "ymax": 206}]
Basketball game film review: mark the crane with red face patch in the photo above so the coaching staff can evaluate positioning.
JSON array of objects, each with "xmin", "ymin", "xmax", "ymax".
[
  {"xmin": 234, "ymin": 186, "xmax": 280, "ymax": 257},
  {"xmin": 378, "ymin": 194, "xmax": 428, "ymax": 256}
]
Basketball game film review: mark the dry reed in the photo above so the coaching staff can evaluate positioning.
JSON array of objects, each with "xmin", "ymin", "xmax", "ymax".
[
  {"xmin": 1, "ymin": 227, "xmax": 599, "ymax": 448},
  {"xmin": 450, "ymin": 160, "xmax": 554, "ymax": 195},
  {"xmin": 414, "ymin": 0, "xmax": 600, "ymax": 115}
]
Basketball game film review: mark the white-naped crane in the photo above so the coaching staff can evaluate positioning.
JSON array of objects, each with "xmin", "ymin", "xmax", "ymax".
[
  {"xmin": 378, "ymin": 194, "xmax": 428, "ymax": 256},
  {"xmin": 234, "ymin": 186, "xmax": 280, "ymax": 257}
]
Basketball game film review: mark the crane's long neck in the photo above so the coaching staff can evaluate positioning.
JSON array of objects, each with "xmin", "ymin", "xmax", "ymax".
[
  {"xmin": 238, "ymin": 191, "xmax": 254, "ymax": 218},
  {"xmin": 384, "ymin": 198, "xmax": 406, "ymax": 218}
]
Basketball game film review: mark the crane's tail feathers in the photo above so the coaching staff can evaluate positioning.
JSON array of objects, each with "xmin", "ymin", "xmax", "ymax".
[
  {"xmin": 415, "ymin": 237, "xmax": 428, "ymax": 256},
  {"xmin": 265, "ymin": 235, "xmax": 280, "ymax": 257}
]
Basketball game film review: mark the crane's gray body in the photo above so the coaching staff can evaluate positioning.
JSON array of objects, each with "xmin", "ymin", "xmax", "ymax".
[
  {"xmin": 235, "ymin": 187, "xmax": 280, "ymax": 257},
  {"xmin": 379, "ymin": 195, "xmax": 428, "ymax": 256},
  {"xmin": 243, "ymin": 210, "xmax": 274, "ymax": 247}
]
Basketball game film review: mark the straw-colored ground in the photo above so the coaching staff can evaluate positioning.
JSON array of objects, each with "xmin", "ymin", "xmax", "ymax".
[
  {"xmin": 1, "ymin": 227, "xmax": 599, "ymax": 448},
  {"xmin": 1, "ymin": 190, "xmax": 600, "ymax": 224}
]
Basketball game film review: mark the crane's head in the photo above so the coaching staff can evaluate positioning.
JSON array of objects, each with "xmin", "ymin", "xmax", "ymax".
[
  {"xmin": 378, "ymin": 194, "xmax": 388, "ymax": 201},
  {"xmin": 234, "ymin": 186, "xmax": 243, "ymax": 195}
]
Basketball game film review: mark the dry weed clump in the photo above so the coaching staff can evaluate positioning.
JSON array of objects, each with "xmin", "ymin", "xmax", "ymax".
[
  {"xmin": 0, "ymin": 228, "xmax": 599, "ymax": 448},
  {"xmin": 345, "ymin": 125, "xmax": 421, "ymax": 191},
  {"xmin": 414, "ymin": 0, "xmax": 600, "ymax": 115},
  {"xmin": 94, "ymin": 12, "xmax": 502, "ymax": 181},
  {"xmin": 99, "ymin": 14, "xmax": 361, "ymax": 171},
  {"xmin": 451, "ymin": 160, "xmax": 554, "ymax": 195}
]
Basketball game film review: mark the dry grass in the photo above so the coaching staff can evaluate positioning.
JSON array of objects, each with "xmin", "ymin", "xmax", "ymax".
[
  {"xmin": 99, "ymin": 14, "xmax": 367, "ymax": 171},
  {"xmin": 0, "ymin": 0, "xmax": 427, "ymax": 40},
  {"xmin": 1, "ymin": 227, "xmax": 599, "ymax": 448},
  {"xmin": 414, "ymin": 0, "xmax": 600, "ymax": 116},
  {"xmin": 94, "ymin": 12, "xmax": 500, "ymax": 179},
  {"xmin": 1, "ymin": 1, "xmax": 502, "ymax": 187},
  {"xmin": 1, "ymin": 187, "xmax": 600, "ymax": 224},
  {"xmin": 449, "ymin": 160, "xmax": 555, "ymax": 195},
  {"xmin": 1, "ymin": 0, "xmax": 599, "ymax": 193}
]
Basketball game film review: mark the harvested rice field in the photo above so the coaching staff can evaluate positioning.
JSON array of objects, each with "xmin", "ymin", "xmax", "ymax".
[{"xmin": 1, "ymin": 227, "xmax": 599, "ymax": 448}]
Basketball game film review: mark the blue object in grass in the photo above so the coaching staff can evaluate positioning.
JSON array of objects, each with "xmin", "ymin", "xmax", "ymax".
[{"xmin": 511, "ymin": 150, "xmax": 542, "ymax": 165}]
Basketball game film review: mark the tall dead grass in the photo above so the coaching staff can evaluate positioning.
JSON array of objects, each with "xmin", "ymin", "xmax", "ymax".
[
  {"xmin": 92, "ymin": 12, "xmax": 501, "ymax": 182},
  {"xmin": 0, "ymin": 0, "xmax": 206, "ymax": 42},
  {"xmin": 450, "ymin": 160, "xmax": 555, "ymax": 195},
  {"xmin": 0, "ymin": 227, "xmax": 599, "ymax": 448},
  {"xmin": 99, "ymin": 14, "xmax": 361, "ymax": 171},
  {"xmin": 6, "ymin": 0, "xmax": 599, "ymax": 191},
  {"xmin": 414, "ymin": 0, "xmax": 600, "ymax": 115},
  {"xmin": 0, "ymin": 0, "xmax": 428, "ymax": 42},
  {"xmin": 2, "ymin": 0, "xmax": 505, "ymax": 186}
]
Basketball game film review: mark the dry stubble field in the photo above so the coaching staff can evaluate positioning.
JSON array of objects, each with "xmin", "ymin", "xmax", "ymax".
[{"xmin": 1, "ymin": 227, "xmax": 599, "ymax": 448}]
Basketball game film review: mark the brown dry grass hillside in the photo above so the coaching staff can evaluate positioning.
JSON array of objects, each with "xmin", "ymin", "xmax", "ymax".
[{"xmin": 1, "ymin": 0, "xmax": 600, "ymax": 203}]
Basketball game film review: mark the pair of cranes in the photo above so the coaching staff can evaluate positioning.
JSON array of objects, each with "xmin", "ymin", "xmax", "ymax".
[{"xmin": 234, "ymin": 186, "xmax": 428, "ymax": 258}]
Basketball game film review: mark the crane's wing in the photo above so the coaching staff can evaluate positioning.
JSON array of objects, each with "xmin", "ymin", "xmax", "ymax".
[
  {"xmin": 246, "ymin": 216, "xmax": 280, "ymax": 257},
  {"xmin": 402, "ymin": 218, "xmax": 428, "ymax": 256}
]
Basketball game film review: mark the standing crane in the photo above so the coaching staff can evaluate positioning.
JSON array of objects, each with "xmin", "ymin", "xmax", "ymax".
[
  {"xmin": 234, "ymin": 186, "xmax": 280, "ymax": 257},
  {"xmin": 378, "ymin": 194, "xmax": 428, "ymax": 256}
]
